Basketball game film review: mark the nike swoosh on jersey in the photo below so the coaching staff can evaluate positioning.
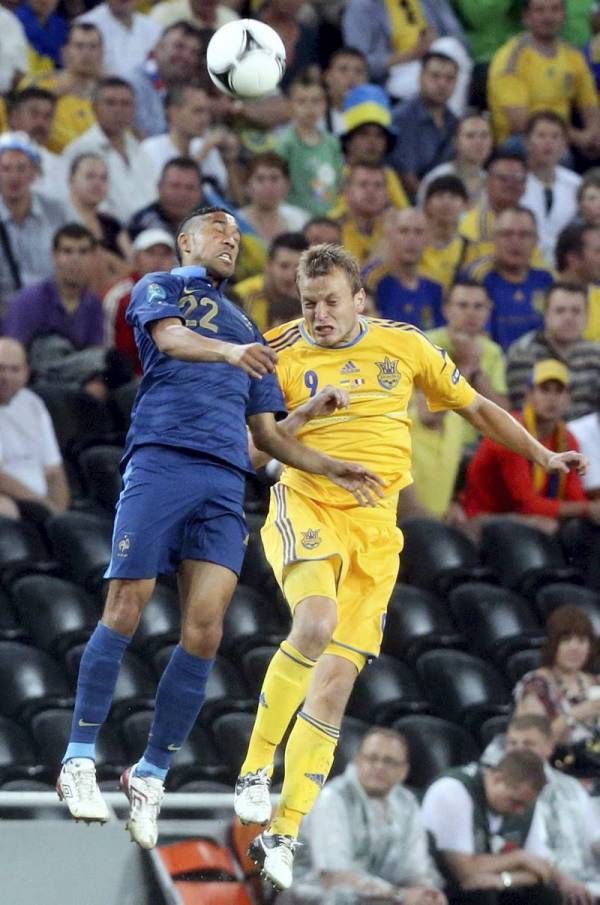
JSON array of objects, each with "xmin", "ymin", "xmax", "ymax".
[{"xmin": 78, "ymin": 719, "xmax": 101, "ymax": 727}]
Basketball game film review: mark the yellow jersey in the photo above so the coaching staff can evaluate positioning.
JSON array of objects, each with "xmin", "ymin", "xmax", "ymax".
[
  {"xmin": 585, "ymin": 284, "xmax": 600, "ymax": 342},
  {"xmin": 18, "ymin": 73, "xmax": 96, "ymax": 153},
  {"xmin": 460, "ymin": 203, "xmax": 551, "ymax": 271},
  {"xmin": 234, "ymin": 273, "xmax": 269, "ymax": 332},
  {"xmin": 265, "ymin": 316, "xmax": 476, "ymax": 512},
  {"xmin": 420, "ymin": 235, "xmax": 472, "ymax": 293},
  {"xmin": 335, "ymin": 212, "xmax": 386, "ymax": 267},
  {"xmin": 488, "ymin": 34, "xmax": 598, "ymax": 144}
]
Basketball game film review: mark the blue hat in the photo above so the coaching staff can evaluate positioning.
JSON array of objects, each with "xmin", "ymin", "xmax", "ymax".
[
  {"xmin": 341, "ymin": 84, "xmax": 396, "ymax": 150},
  {"xmin": 0, "ymin": 131, "xmax": 41, "ymax": 165}
]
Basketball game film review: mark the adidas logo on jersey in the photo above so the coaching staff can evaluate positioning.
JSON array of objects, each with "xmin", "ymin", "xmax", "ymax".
[{"xmin": 340, "ymin": 360, "xmax": 360, "ymax": 374}]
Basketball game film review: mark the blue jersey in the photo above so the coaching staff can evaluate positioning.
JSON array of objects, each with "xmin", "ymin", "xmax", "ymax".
[
  {"xmin": 483, "ymin": 268, "xmax": 553, "ymax": 351},
  {"xmin": 124, "ymin": 264, "xmax": 286, "ymax": 473},
  {"xmin": 374, "ymin": 274, "xmax": 444, "ymax": 331}
]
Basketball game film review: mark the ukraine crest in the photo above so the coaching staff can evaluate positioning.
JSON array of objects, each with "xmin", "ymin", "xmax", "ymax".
[
  {"xmin": 375, "ymin": 356, "xmax": 400, "ymax": 390},
  {"xmin": 301, "ymin": 529, "xmax": 321, "ymax": 550}
]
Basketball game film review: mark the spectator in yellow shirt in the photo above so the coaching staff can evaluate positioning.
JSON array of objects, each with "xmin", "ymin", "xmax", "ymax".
[
  {"xmin": 555, "ymin": 223, "xmax": 600, "ymax": 342},
  {"xmin": 488, "ymin": 0, "xmax": 600, "ymax": 155},
  {"xmin": 333, "ymin": 161, "xmax": 390, "ymax": 266},
  {"xmin": 421, "ymin": 174, "xmax": 470, "ymax": 293}
]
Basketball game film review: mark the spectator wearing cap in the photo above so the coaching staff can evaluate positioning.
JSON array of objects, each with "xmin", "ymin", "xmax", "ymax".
[
  {"xmin": 417, "ymin": 112, "xmax": 494, "ymax": 209},
  {"xmin": 488, "ymin": 0, "xmax": 600, "ymax": 157},
  {"xmin": 322, "ymin": 47, "xmax": 369, "ymax": 135},
  {"xmin": 362, "ymin": 207, "xmax": 444, "ymax": 330},
  {"xmin": 332, "ymin": 84, "xmax": 408, "ymax": 217},
  {"xmin": 233, "ymin": 232, "xmax": 308, "ymax": 334},
  {"xmin": 507, "ymin": 282, "xmax": 600, "ymax": 421},
  {"xmin": 103, "ymin": 228, "xmax": 176, "ymax": 376},
  {"xmin": 461, "ymin": 358, "xmax": 592, "ymax": 535},
  {"xmin": 389, "ymin": 52, "xmax": 460, "ymax": 201},
  {"xmin": 15, "ymin": 0, "xmax": 69, "ymax": 76},
  {"xmin": 77, "ymin": 0, "xmax": 160, "ymax": 82},
  {"xmin": 420, "ymin": 175, "xmax": 471, "ymax": 294},
  {"xmin": 2, "ymin": 222, "xmax": 102, "ymax": 353},
  {"xmin": 0, "ymin": 131, "xmax": 69, "ymax": 317}
]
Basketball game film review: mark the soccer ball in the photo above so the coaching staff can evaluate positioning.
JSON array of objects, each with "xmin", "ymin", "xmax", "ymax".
[{"xmin": 206, "ymin": 19, "xmax": 286, "ymax": 99}]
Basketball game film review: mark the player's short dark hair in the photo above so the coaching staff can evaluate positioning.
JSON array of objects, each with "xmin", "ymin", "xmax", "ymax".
[
  {"xmin": 508, "ymin": 714, "xmax": 553, "ymax": 737},
  {"xmin": 246, "ymin": 151, "xmax": 289, "ymax": 179},
  {"xmin": 164, "ymin": 83, "xmax": 206, "ymax": 110},
  {"xmin": 493, "ymin": 750, "xmax": 546, "ymax": 792},
  {"xmin": 422, "ymin": 51, "xmax": 459, "ymax": 72},
  {"xmin": 268, "ymin": 232, "xmax": 309, "ymax": 260},
  {"xmin": 53, "ymin": 222, "xmax": 98, "ymax": 250},
  {"xmin": 297, "ymin": 243, "xmax": 362, "ymax": 295},
  {"xmin": 175, "ymin": 205, "xmax": 237, "ymax": 263},
  {"xmin": 425, "ymin": 174, "xmax": 468, "ymax": 202},
  {"xmin": 159, "ymin": 156, "xmax": 202, "ymax": 184},
  {"xmin": 544, "ymin": 280, "xmax": 588, "ymax": 311},
  {"xmin": 526, "ymin": 109, "xmax": 568, "ymax": 136},
  {"xmin": 7, "ymin": 86, "xmax": 56, "ymax": 114},
  {"xmin": 555, "ymin": 222, "xmax": 600, "ymax": 271},
  {"xmin": 447, "ymin": 278, "xmax": 490, "ymax": 303},
  {"xmin": 93, "ymin": 76, "xmax": 134, "ymax": 102},
  {"xmin": 486, "ymin": 149, "xmax": 527, "ymax": 172},
  {"xmin": 326, "ymin": 46, "xmax": 368, "ymax": 69}
]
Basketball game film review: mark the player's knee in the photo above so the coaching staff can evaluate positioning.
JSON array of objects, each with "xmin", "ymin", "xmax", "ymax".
[
  {"xmin": 290, "ymin": 610, "xmax": 337, "ymax": 659},
  {"xmin": 181, "ymin": 617, "xmax": 223, "ymax": 658},
  {"xmin": 103, "ymin": 580, "xmax": 153, "ymax": 637}
]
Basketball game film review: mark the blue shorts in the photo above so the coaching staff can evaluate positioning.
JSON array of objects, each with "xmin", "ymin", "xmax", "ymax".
[{"xmin": 105, "ymin": 445, "xmax": 248, "ymax": 580}]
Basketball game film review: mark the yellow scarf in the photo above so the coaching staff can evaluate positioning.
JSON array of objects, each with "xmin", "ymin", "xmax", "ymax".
[
  {"xmin": 384, "ymin": 0, "xmax": 428, "ymax": 55},
  {"xmin": 522, "ymin": 403, "xmax": 568, "ymax": 498}
]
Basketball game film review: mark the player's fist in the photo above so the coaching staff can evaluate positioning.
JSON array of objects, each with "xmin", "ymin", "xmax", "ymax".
[
  {"xmin": 546, "ymin": 450, "xmax": 588, "ymax": 475},
  {"xmin": 224, "ymin": 342, "xmax": 278, "ymax": 378},
  {"xmin": 324, "ymin": 458, "xmax": 386, "ymax": 507},
  {"xmin": 302, "ymin": 385, "xmax": 350, "ymax": 420}
]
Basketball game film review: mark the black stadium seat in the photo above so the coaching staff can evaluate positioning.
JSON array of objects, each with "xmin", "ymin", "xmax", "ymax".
[
  {"xmin": 347, "ymin": 655, "xmax": 428, "ymax": 724},
  {"xmin": 212, "ymin": 711, "xmax": 284, "ymax": 785},
  {"xmin": 504, "ymin": 648, "xmax": 542, "ymax": 686},
  {"xmin": 220, "ymin": 585, "xmax": 288, "ymax": 659},
  {"xmin": 0, "ymin": 642, "xmax": 73, "ymax": 723},
  {"xmin": 381, "ymin": 584, "xmax": 464, "ymax": 663},
  {"xmin": 78, "ymin": 445, "xmax": 123, "ymax": 512},
  {"xmin": 399, "ymin": 517, "xmax": 492, "ymax": 594},
  {"xmin": 0, "ymin": 516, "xmax": 54, "ymax": 586},
  {"xmin": 46, "ymin": 511, "xmax": 113, "ymax": 592},
  {"xmin": 479, "ymin": 519, "xmax": 581, "ymax": 595},
  {"xmin": 30, "ymin": 708, "xmax": 127, "ymax": 780},
  {"xmin": 65, "ymin": 645, "xmax": 156, "ymax": 719},
  {"xmin": 239, "ymin": 512, "xmax": 277, "ymax": 593},
  {"xmin": 240, "ymin": 645, "xmax": 278, "ymax": 697},
  {"xmin": 153, "ymin": 649, "xmax": 252, "ymax": 723},
  {"xmin": 10, "ymin": 575, "xmax": 98, "ymax": 658},
  {"xmin": 417, "ymin": 649, "xmax": 511, "ymax": 736},
  {"xmin": 449, "ymin": 583, "xmax": 544, "ymax": 666},
  {"xmin": 0, "ymin": 589, "xmax": 28, "ymax": 642},
  {"xmin": 0, "ymin": 716, "xmax": 43, "ymax": 783},
  {"xmin": 479, "ymin": 715, "xmax": 511, "ymax": 750},
  {"xmin": 535, "ymin": 583, "xmax": 600, "ymax": 630},
  {"xmin": 129, "ymin": 582, "xmax": 181, "ymax": 656},
  {"xmin": 330, "ymin": 716, "xmax": 370, "ymax": 777},
  {"xmin": 392, "ymin": 715, "xmax": 480, "ymax": 789}
]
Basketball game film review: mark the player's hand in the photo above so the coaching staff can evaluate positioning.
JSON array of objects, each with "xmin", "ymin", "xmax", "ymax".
[
  {"xmin": 545, "ymin": 450, "xmax": 588, "ymax": 475},
  {"xmin": 299, "ymin": 385, "xmax": 350, "ymax": 421},
  {"xmin": 324, "ymin": 458, "xmax": 386, "ymax": 507},
  {"xmin": 223, "ymin": 342, "xmax": 278, "ymax": 378}
]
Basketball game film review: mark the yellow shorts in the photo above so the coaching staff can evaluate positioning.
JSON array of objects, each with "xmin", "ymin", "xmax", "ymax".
[{"xmin": 261, "ymin": 484, "xmax": 404, "ymax": 671}]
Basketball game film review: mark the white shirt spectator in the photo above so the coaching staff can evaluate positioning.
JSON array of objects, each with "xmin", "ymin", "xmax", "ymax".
[
  {"xmin": 0, "ymin": 387, "xmax": 62, "ymax": 497},
  {"xmin": 0, "ymin": 7, "xmax": 28, "ymax": 93},
  {"xmin": 521, "ymin": 167, "xmax": 581, "ymax": 263},
  {"xmin": 34, "ymin": 147, "xmax": 68, "ymax": 203},
  {"xmin": 568, "ymin": 412, "xmax": 600, "ymax": 494},
  {"xmin": 140, "ymin": 133, "xmax": 228, "ymax": 195},
  {"xmin": 149, "ymin": 0, "xmax": 237, "ymax": 31},
  {"xmin": 77, "ymin": 4, "xmax": 161, "ymax": 80},
  {"xmin": 64, "ymin": 123, "xmax": 156, "ymax": 223}
]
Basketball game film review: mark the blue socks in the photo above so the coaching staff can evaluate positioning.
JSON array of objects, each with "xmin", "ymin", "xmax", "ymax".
[
  {"xmin": 63, "ymin": 622, "xmax": 130, "ymax": 763},
  {"xmin": 136, "ymin": 645, "xmax": 213, "ymax": 781}
]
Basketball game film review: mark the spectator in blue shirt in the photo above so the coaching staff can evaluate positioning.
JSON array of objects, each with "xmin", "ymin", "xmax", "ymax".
[
  {"xmin": 363, "ymin": 207, "xmax": 444, "ymax": 329},
  {"xmin": 466, "ymin": 206, "xmax": 553, "ymax": 351}
]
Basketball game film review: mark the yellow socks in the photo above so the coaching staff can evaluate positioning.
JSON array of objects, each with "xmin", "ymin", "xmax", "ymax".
[
  {"xmin": 241, "ymin": 640, "xmax": 316, "ymax": 776},
  {"xmin": 270, "ymin": 710, "xmax": 339, "ymax": 838}
]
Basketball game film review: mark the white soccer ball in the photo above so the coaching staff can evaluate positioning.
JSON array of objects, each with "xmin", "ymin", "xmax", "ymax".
[{"xmin": 206, "ymin": 19, "xmax": 286, "ymax": 99}]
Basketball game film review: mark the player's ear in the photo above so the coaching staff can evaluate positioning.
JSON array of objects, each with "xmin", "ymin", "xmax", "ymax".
[
  {"xmin": 177, "ymin": 232, "xmax": 189, "ymax": 259},
  {"xmin": 355, "ymin": 288, "xmax": 366, "ymax": 313}
]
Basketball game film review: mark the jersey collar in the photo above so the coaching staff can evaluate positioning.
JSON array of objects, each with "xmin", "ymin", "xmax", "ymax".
[
  {"xmin": 171, "ymin": 265, "xmax": 230, "ymax": 292},
  {"xmin": 299, "ymin": 316, "xmax": 369, "ymax": 348}
]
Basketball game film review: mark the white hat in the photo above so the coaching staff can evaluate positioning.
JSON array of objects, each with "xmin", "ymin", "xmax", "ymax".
[{"xmin": 132, "ymin": 228, "xmax": 175, "ymax": 252}]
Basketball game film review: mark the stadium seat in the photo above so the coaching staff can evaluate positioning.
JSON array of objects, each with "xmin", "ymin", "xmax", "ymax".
[
  {"xmin": 417, "ymin": 649, "xmax": 511, "ymax": 736},
  {"xmin": 399, "ymin": 517, "xmax": 491, "ymax": 594},
  {"xmin": 212, "ymin": 711, "xmax": 285, "ymax": 786},
  {"xmin": 64, "ymin": 645, "xmax": 156, "ymax": 719},
  {"xmin": 129, "ymin": 582, "xmax": 181, "ymax": 656},
  {"xmin": 110, "ymin": 380, "xmax": 138, "ymax": 434},
  {"xmin": 0, "ymin": 589, "xmax": 28, "ymax": 642},
  {"xmin": 239, "ymin": 513, "xmax": 277, "ymax": 593},
  {"xmin": 0, "ymin": 641, "xmax": 73, "ymax": 723},
  {"xmin": 330, "ymin": 715, "xmax": 370, "ymax": 777},
  {"xmin": 347, "ymin": 655, "xmax": 429, "ymax": 724},
  {"xmin": 0, "ymin": 715, "xmax": 43, "ymax": 783},
  {"xmin": 220, "ymin": 585, "xmax": 288, "ymax": 659},
  {"xmin": 449, "ymin": 583, "xmax": 544, "ymax": 666},
  {"xmin": 392, "ymin": 715, "xmax": 480, "ymax": 789},
  {"xmin": 229, "ymin": 818, "xmax": 262, "ymax": 881},
  {"xmin": 157, "ymin": 839, "xmax": 254, "ymax": 905},
  {"xmin": 504, "ymin": 648, "xmax": 542, "ymax": 686},
  {"xmin": 559, "ymin": 518, "xmax": 600, "ymax": 591},
  {"xmin": 120, "ymin": 711, "xmax": 230, "ymax": 789},
  {"xmin": 10, "ymin": 575, "xmax": 98, "ymax": 658},
  {"xmin": 535, "ymin": 583, "xmax": 600, "ymax": 631},
  {"xmin": 46, "ymin": 511, "xmax": 113, "ymax": 592},
  {"xmin": 34, "ymin": 383, "xmax": 118, "ymax": 459},
  {"xmin": 78, "ymin": 445, "xmax": 123, "ymax": 512},
  {"xmin": 153, "ymin": 650, "xmax": 252, "ymax": 724},
  {"xmin": 30, "ymin": 708, "xmax": 127, "ymax": 780},
  {"xmin": 0, "ymin": 516, "xmax": 54, "ymax": 585},
  {"xmin": 479, "ymin": 519, "xmax": 581, "ymax": 595},
  {"xmin": 381, "ymin": 584, "xmax": 464, "ymax": 663},
  {"xmin": 240, "ymin": 644, "xmax": 278, "ymax": 697},
  {"xmin": 479, "ymin": 715, "xmax": 511, "ymax": 750}
]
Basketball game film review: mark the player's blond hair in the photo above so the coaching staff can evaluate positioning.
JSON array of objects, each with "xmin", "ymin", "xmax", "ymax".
[{"xmin": 296, "ymin": 243, "xmax": 362, "ymax": 295}]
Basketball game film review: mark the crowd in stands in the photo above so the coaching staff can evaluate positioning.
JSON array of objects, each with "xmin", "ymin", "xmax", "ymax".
[{"xmin": 3, "ymin": 0, "xmax": 600, "ymax": 900}]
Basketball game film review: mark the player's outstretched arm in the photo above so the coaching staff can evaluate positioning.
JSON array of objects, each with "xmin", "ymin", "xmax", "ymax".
[
  {"xmin": 151, "ymin": 318, "xmax": 277, "ymax": 378},
  {"xmin": 249, "ymin": 385, "xmax": 351, "ymax": 470},
  {"xmin": 459, "ymin": 394, "xmax": 588, "ymax": 475},
  {"xmin": 247, "ymin": 411, "xmax": 386, "ymax": 507}
]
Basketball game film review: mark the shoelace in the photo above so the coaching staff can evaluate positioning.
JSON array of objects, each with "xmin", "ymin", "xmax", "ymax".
[
  {"xmin": 75, "ymin": 767, "xmax": 98, "ymax": 799},
  {"xmin": 239, "ymin": 768, "xmax": 271, "ymax": 796},
  {"xmin": 130, "ymin": 777, "xmax": 164, "ymax": 819}
]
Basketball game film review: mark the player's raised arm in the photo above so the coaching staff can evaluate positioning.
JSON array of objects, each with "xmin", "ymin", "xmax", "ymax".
[
  {"xmin": 150, "ymin": 318, "xmax": 278, "ymax": 378},
  {"xmin": 247, "ymin": 411, "xmax": 385, "ymax": 507},
  {"xmin": 458, "ymin": 394, "xmax": 588, "ymax": 475}
]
